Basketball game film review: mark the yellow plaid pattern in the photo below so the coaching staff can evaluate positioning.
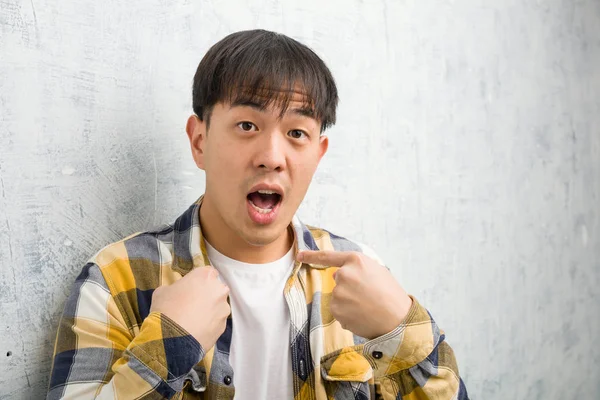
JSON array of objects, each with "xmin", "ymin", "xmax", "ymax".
[{"xmin": 47, "ymin": 196, "xmax": 468, "ymax": 399}]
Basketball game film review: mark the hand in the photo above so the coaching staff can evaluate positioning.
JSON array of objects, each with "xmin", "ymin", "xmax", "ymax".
[
  {"xmin": 150, "ymin": 266, "xmax": 230, "ymax": 351},
  {"xmin": 297, "ymin": 250, "xmax": 412, "ymax": 340}
]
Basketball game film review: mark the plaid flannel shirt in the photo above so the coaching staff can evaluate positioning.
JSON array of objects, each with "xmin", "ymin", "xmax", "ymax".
[{"xmin": 47, "ymin": 196, "xmax": 468, "ymax": 399}]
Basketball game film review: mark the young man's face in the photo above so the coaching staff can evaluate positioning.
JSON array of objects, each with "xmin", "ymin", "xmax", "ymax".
[{"xmin": 187, "ymin": 90, "xmax": 328, "ymax": 252}]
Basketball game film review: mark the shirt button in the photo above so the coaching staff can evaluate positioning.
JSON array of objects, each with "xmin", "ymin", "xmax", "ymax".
[
  {"xmin": 299, "ymin": 358, "xmax": 307, "ymax": 380},
  {"xmin": 223, "ymin": 375, "xmax": 232, "ymax": 385},
  {"xmin": 372, "ymin": 351, "xmax": 383, "ymax": 359}
]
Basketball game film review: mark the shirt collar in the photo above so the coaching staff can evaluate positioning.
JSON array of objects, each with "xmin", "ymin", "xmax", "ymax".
[{"xmin": 171, "ymin": 195, "xmax": 323, "ymax": 276}]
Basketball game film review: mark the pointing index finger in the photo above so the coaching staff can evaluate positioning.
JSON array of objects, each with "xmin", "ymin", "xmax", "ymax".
[{"xmin": 296, "ymin": 250, "xmax": 351, "ymax": 267}]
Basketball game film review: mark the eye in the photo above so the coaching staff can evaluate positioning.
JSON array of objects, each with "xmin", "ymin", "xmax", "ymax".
[
  {"xmin": 288, "ymin": 129, "xmax": 307, "ymax": 139},
  {"xmin": 237, "ymin": 121, "xmax": 257, "ymax": 131}
]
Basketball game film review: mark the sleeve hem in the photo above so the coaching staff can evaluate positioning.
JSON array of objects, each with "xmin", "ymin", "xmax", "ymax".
[{"xmin": 363, "ymin": 296, "xmax": 434, "ymax": 378}]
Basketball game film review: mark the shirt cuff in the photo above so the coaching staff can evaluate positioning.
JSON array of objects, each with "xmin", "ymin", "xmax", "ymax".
[
  {"xmin": 362, "ymin": 295, "xmax": 440, "ymax": 378},
  {"xmin": 126, "ymin": 312, "xmax": 205, "ymax": 392}
]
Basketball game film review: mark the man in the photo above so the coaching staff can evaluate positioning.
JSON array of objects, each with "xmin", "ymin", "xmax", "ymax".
[{"xmin": 47, "ymin": 29, "xmax": 468, "ymax": 399}]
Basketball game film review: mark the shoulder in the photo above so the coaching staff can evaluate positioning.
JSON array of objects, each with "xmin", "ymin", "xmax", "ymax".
[{"xmin": 88, "ymin": 224, "xmax": 175, "ymax": 291}]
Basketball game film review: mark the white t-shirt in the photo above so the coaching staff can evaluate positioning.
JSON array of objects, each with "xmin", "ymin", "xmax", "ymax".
[{"xmin": 205, "ymin": 241, "xmax": 295, "ymax": 399}]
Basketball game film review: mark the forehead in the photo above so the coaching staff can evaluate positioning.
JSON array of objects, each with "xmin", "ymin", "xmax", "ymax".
[{"xmin": 225, "ymin": 84, "xmax": 318, "ymax": 120}]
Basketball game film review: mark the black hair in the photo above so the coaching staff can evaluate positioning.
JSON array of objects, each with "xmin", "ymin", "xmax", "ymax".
[{"xmin": 192, "ymin": 29, "xmax": 339, "ymax": 132}]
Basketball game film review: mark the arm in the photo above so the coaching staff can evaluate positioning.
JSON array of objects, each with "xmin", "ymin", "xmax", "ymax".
[
  {"xmin": 298, "ymin": 248, "xmax": 469, "ymax": 400},
  {"xmin": 47, "ymin": 263, "xmax": 204, "ymax": 399},
  {"xmin": 364, "ymin": 297, "xmax": 469, "ymax": 399}
]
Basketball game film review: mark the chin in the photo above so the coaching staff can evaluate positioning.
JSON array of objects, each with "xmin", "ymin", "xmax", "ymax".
[
  {"xmin": 243, "ymin": 233, "xmax": 280, "ymax": 247},
  {"xmin": 240, "ymin": 225, "xmax": 287, "ymax": 247}
]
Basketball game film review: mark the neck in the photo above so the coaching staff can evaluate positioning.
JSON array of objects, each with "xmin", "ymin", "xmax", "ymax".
[{"xmin": 199, "ymin": 196, "xmax": 293, "ymax": 264}]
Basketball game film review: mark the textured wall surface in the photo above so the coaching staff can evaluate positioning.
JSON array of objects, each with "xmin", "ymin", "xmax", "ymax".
[{"xmin": 1, "ymin": 0, "xmax": 599, "ymax": 398}]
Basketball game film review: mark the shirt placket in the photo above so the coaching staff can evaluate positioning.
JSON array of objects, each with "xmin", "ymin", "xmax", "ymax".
[{"xmin": 284, "ymin": 260, "xmax": 317, "ymax": 400}]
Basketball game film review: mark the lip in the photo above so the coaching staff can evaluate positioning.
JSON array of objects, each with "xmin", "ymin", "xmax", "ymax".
[
  {"xmin": 247, "ymin": 182, "xmax": 284, "ymax": 197},
  {"xmin": 246, "ymin": 182, "xmax": 284, "ymax": 225},
  {"xmin": 246, "ymin": 196, "xmax": 282, "ymax": 225}
]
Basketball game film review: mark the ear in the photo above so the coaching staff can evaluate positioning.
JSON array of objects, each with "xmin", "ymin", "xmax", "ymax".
[
  {"xmin": 186, "ymin": 114, "xmax": 207, "ymax": 170},
  {"xmin": 317, "ymin": 134, "xmax": 329, "ymax": 161}
]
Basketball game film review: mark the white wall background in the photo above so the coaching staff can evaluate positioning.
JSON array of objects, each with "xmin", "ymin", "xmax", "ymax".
[{"xmin": 1, "ymin": 0, "xmax": 599, "ymax": 398}]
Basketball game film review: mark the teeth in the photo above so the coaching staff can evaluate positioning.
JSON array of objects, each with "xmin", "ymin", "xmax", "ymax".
[
  {"xmin": 257, "ymin": 190, "xmax": 276, "ymax": 195},
  {"xmin": 249, "ymin": 200, "xmax": 273, "ymax": 214}
]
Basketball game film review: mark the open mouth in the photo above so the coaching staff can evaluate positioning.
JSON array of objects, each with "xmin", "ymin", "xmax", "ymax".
[{"xmin": 247, "ymin": 190, "xmax": 282, "ymax": 214}]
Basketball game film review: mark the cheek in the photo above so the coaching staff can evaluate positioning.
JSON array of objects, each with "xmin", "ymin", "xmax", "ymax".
[
  {"xmin": 205, "ymin": 165, "xmax": 238, "ymax": 203},
  {"xmin": 290, "ymin": 155, "xmax": 319, "ymax": 187},
  {"xmin": 207, "ymin": 141, "xmax": 244, "ymax": 175},
  {"xmin": 301, "ymin": 150, "xmax": 321, "ymax": 175}
]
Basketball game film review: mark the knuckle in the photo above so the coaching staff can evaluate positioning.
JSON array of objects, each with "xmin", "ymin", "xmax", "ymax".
[
  {"xmin": 220, "ymin": 284, "xmax": 230, "ymax": 295},
  {"xmin": 332, "ymin": 309, "xmax": 341, "ymax": 322},
  {"xmin": 194, "ymin": 266, "xmax": 207, "ymax": 275},
  {"xmin": 152, "ymin": 286, "xmax": 164, "ymax": 298},
  {"xmin": 349, "ymin": 252, "xmax": 362, "ymax": 264},
  {"xmin": 189, "ymin": 269, "xmax": 205, "ymax": 280},
  {"xmin": 196, "ymin": 266, "xmax": 215, "ymax": 277},
  {"xmin": 331, "ymin": 285, "xmax": 340, "ymax": 297},
  {"xmin": 336, "ymin": 270, "xmax": 354, "ymax": 285},
  {"xmin": 344, "ymin": 269, "xmax": 358, "ymax": 283},
  {"xmin": 330, "ymin": 300, "xmax": 340, "ymax": 317},
  {"xmin": 206, "ymin": 267, "xmax": 219, "ymax": 278},
  {"xmin": 220, "ymin": 310, "xmax": 230, "ymax": 322}
]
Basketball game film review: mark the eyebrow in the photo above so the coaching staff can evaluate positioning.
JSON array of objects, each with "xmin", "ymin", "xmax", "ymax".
[{"xmin": 230, "ymin": 100, "xmax": 316, "ymax": 119}]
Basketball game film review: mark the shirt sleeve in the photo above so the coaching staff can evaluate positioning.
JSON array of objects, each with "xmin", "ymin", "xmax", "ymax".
[
  {"xmin": 362, "ymin": 296, "xmax": 469, "ymax": 399},
  {"xmin": 46, "ymin": 262, "xmax": 205, "ymax": 399}
]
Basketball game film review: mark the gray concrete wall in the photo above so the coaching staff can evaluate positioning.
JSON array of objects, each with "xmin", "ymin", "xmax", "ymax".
[{"xmin": 1, "ymin": 0, "xmax": 599, "ymax": 398}]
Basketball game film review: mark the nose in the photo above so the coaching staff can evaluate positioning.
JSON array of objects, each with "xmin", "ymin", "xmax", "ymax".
[{"xmin": 253, "ymin": 131, "xmax": 286, "ymax": 172}]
